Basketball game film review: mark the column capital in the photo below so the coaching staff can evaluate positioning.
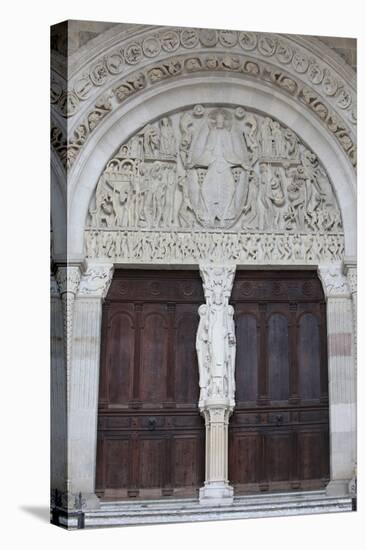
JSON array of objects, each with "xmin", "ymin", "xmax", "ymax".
[
  {"xmin": 344, "ymin": 264, "xmax": 357, "ymax": 295},
  {"xmin": 317, "ymin": 263, "xmax": 351, "ymax": 299},
  {"xmin": 77, "ymin": 263, "xmax": 114, "ymax": 300},
  {"xmin": 55, "ymin": 265, "xmax": 82, "ymax": 296}
]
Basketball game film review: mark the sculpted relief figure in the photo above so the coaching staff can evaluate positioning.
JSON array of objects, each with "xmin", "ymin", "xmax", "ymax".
[
  {"xmin": 86, "ymin": 105, "xmax": 343, "ymax": 251},
  {"xmin": 197, "ymin": 265, "xmax": 236, "ymax": 408}
]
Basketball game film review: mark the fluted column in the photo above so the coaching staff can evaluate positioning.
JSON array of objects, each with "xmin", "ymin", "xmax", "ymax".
[
  {"xmin": 318, "ymin": 263, "xmax": 357, "ymax": 496},
  {"xmin": 67, "ymin": 263, "xmax": 114, "ymax": 510},
  {"xmin": 50, "ymin": 273, "xmax": 67, "ymax": 502},
  {"xmin": 197, "ymin": 264, "xmax": 236, "ymax": 505}
]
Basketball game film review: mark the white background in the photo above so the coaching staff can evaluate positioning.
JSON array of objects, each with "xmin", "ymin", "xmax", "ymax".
[{"xmin": 0, "ymin": 0, "xmax": 364, "ymax": 547}]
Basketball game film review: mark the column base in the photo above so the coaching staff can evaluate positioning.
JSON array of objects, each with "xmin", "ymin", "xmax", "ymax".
[
  {"xmin": 199, "ymin": 482, "xmax": 234, "ymax": 506},
  {"xmin": 326, "ymin": 480, "xmax": 351, "ymax": 497}
]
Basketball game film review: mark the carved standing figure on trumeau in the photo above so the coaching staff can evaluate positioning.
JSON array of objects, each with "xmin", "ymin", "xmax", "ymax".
[{"xmin": 197, "ymin": 265, "xmax": 236, "ymax": 408}]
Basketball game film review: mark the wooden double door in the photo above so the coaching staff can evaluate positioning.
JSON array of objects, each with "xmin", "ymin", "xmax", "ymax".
[{"xmin": 96, "ymin": 269, "xmax": 330, "ymax": 499}]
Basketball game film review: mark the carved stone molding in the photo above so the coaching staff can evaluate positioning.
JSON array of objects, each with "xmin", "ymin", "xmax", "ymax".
[
  {"xmin": 53, "ymin": 28, "xmax": 356, "ymax": 131},
  {"xmin": 51, "ymin": 25, "xmax": 357, "ymax": 172},
  {"xmin": 78, "ymin": 263, "xmax": 114, "ymax": 299},
  {"xmin": 51, "ymin": 51, "xmax": 356, "ymax": 171},
  {"xmin": 317, "ymin": 263, "xmax": 351, "ymax": 298}
]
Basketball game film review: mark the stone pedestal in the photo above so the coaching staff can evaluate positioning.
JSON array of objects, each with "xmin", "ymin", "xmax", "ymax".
[
  {"xmin": 197, "ymin": 264, "xmax": 236, "ymax": 506},
  {"xmin": 199, "ymin": 405, "xmax": 233, "ymax": 505}
]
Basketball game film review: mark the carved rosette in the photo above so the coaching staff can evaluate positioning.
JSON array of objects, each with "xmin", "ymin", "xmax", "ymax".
[
  {"xmin": 52, "ymin": 28, "xmax": 356, "ymax": 170},
  {"xmin": 78, "ymin": 264, "xmax": 114, "ymax": 299}
]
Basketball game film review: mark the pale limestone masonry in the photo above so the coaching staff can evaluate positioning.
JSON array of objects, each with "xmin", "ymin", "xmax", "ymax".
[{"xmin": 51, "ymin": 21, "xmax": 357, "ymax": 528}]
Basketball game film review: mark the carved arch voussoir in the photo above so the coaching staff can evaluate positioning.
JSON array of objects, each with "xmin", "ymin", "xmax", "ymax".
[{"xmin": 51, "ymin": 28, "xmax": 357, "ymax": 171}]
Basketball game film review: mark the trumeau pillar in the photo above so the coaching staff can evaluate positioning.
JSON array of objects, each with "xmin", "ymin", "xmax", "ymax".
[
  {"xmin": 67, "ymin": 263, "xmax": 114, "ymax": 511},
  {"xmin": 197, "ymin": 264, "xmax": 236, "ymax": 505},
  {"xmin": 317, "ymin": 263, "xmax": 357, "ymax": 497}
]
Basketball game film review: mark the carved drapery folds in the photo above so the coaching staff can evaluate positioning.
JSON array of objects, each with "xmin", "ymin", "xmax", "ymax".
[
  {"xmin": 197, "ymin": 264, "xmax": 236, "ymax": 504},
  {"xmin": 197, "ymin": 264, "xmax": 236, "ymax": 409},
  {"xmin": 85, "ymin": 104, "xmax": 344, "ymax": 265}
]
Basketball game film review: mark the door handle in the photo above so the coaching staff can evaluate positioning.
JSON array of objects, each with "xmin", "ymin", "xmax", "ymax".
[
  {"xmin": 275, "ymin": 414, "xmax": 283, "ymax": 425},
  {"xmin": 148, "ymin": 417, "xmax": 157, "ymax": 431}
]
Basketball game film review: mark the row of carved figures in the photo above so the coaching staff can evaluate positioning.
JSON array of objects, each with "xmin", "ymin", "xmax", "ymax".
[
  {"xmin": 84, "ymin": 230, "xmax": 344, "ymax": 262},
  {"xmin": 88, "ymin": 158, "xmax": 341, "ymax": 232},
  {"xmin": 88, "ymin": 106, "xmax": 342, "ymax": 232}
]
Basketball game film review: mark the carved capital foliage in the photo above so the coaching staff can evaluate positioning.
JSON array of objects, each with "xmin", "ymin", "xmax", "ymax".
[
  {"xmin": 345, "ymin": 265, "xmax": 357, "ymax": 294},
  {"xmin": 199, "ymin": 264, "xmax": 236, "ymax": 306},
  {"xmin": 55, "ymin": 266, "xmax": 81, "ymax": 296},
  {"xmin": 78, "ymin": 264, "xmax": 114, "ymax": 299},
  {"xmin": 318, "ymin": 263, "xmax": 351, "ymax": 298},
  {"xmin": 197, "ymin": 264, "xmax": 236, "ymax": 410}
]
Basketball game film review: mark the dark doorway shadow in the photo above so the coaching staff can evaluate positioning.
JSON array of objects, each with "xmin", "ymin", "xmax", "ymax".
[{"xmin": 20, "ymin": 506, "xmax": 50, "ymax": 523}]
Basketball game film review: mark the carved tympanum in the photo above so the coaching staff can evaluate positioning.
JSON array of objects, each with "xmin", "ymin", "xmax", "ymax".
[{"xmin": 87, "ymin": 105, "xmax": 342, "ymax": 234}]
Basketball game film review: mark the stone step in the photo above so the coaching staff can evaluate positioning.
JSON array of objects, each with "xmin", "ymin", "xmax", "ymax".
[{"xmin": 84, "ymin": 491, "xmax": 353, "ymax": 528}]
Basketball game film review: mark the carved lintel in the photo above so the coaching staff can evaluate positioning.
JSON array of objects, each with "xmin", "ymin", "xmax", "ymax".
[
  {"xmin": 317, "ymin": 263, "xmax": 351, "ymax": 298},
  {"xmin": 78, "ymin": 263, "xmax": 114, "ymax": 299}
]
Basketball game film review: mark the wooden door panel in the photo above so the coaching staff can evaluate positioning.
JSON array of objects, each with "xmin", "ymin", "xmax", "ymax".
[
  {"xmin": 267, "ymin": 313, "xmax": 290, "ymax": 402},
  {"xmin": 140, "ymin": 307, "xmax": 169, "ymax": 403},
  {"xmin": 265, "ymin": 432, "xmax": 292, "ymax": 482},
  {"xmin": 298, "ymin": 430, "xmax": 329, "ymax": 480},
  {"xmin": 298, "ymin": 313, "xmax": 321, "ymax": 401},
  {"xmin": 139, "ymin": 438, "xmax": 165, "ymax": 488},
  {"xmin": 108, "ymin": 311, "xmax": 135, "ymax": 405},
  {"xmin": 235, "ymin": 312, "xmax": 259, "ymax": 404},
  {"xmin": 174, "ymin": 308, "xmax": 200, "ymax": 404},
  {"xmin": 229, "ymin": 433, "xmax": 261, "ymax": 484},
  {"xmin": 229, "ymin": 270, "xmax": 330, "ymax": 492},
  {"xmin": 96, "ymin": 270, "xmax": 205, "ymax": 499},
  {"xmin": 172, "ymin": 436, "xmax": 203, "ymax": 487},
  {"xmin": 104, "ymin": 439, "xmax": 131, "ymax": 489}
]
